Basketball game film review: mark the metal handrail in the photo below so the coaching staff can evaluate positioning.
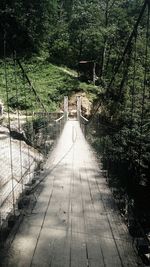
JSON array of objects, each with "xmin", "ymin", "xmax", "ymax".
[
  {"xmin": 80, "ymin": 114, "xmax": 89, "ymax": 123},
  {"xmin": 55, "ymin": 115, "xmax": 64, "ymax": 123}
]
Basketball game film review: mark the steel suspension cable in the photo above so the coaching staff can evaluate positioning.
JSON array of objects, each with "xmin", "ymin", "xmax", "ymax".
[
  {"xmin": 128, "ymin": 33, "xmax": 137, "ymax": 186},
  {"xmin": 16, "ymin": 59, "xmax": 47, "ymax": 113},
  {"xmin": 131, "ymin": 34, "xmax": 137, "ymax": 125},
  {"xmin": 22, "ymin": 73, "xmax": 31, "ymax": 183},
  {"xmin": 138, "ymin": 2, "xmax": 150, "ymax": 179},
  {"xmin": 89, "ymin": 0, "xmax": 148, "ymax": 122},
  {"xmin": 108, "ymin": 0, "xmax": 148, "ymax": 89},
  {"xmin": 13, "ymin": 51, "xmax": 24, "ymax": 192},
  {"xmin": 35, "ymin": 99, "xmax": 42, "ymax": 162},
  {"xmin": 140, "ymin": 2, "xmax": 149, "ymax": 132},
  {"xmin": 4, "ymin": 35, "xmax": 15, "ymax": 216}
]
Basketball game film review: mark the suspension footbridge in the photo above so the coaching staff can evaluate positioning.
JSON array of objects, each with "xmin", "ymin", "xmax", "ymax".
[
  {"xmin": 0, "ymin": 118, "xmax": 141, "ymax": 267},
  {"xmin": 0, "ymin": 1, "xmax": 150, "ymax": 266}
]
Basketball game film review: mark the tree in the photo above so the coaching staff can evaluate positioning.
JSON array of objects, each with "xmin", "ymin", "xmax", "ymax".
[{"xmin": 0, "ymin": 0, "xmax": 54, "ymax": 55}]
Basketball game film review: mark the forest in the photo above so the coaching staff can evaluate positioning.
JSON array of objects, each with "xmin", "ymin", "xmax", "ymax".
[{"xmin": 0, "ymin": 0, "xmax": 150, "ymax": 235}]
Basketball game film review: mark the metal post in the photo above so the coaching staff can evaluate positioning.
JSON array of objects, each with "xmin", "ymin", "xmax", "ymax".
[
  {"xmin": 77, "ymin": 96, "xmax": 81, "ymax": 121},
  {"xmin": 64, "ymin": 96, "xmax": 68, "ymax": 121},
  {"xmin": 93, "ymin": 62, "xmax": 96, "ymax": 85}
]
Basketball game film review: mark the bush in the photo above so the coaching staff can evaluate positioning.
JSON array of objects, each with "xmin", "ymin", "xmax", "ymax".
[{"xmin": 8, "ymin": 97, "xmax": 30, "ymax": 110}]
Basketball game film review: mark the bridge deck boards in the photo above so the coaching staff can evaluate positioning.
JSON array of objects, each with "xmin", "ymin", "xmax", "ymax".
[{"xmin": 2, "ymin": 121, "xmax": 142, "ymax": 267}]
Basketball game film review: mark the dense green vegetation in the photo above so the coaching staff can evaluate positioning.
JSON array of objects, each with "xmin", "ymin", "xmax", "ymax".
[
  {"xmin": 0, "ymin": 0, "xmax": 150, "ymax": 232},
  {"xmin": 0, "ymin": 57, "xmax": 97, "ymax": 111}
]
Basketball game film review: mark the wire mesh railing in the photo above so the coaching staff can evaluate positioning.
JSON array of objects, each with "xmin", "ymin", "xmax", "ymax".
[
  {"xmin": 79, "ymin": 114, "xmax": 89, "ymax": 137},
  {"xmin": 82, "ymin": 1, "xmax": 150, "ymax": 261},
  {"xmin": 55, "ymin": 114, "xmax": 66, "ymax": 140},
  {"xmin": 0, "ymin": 49, "xmax": 67, "ymax": 231}
]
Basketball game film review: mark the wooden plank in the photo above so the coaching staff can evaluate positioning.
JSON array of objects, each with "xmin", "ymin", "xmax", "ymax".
[
  {"xmin": 31, "ymin": 228, "xmax": 70, "ymax": 267},
  {"xmin": 70, "ymin": 231, "xmax": 87, "ymax": 267},
  {"xmin": 86, "ymin": 235, "xmax": 105, "ymax": 266},
  {"xmin": 1, "ymin": 121, "xmax": 141, "ymax": 267}
]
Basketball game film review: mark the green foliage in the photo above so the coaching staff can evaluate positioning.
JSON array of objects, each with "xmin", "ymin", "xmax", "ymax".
[
  {"xmin": 23, "ymin": 116, "xmax": 48, "ymax": 136},
  {"xmin": 48, "ymin": 21, "xmax": 70, "ymax": 65},
  {"xmin": 0, "ymin": 56, "xmax": 97, "ymax": 112},
  {"xmin": 48, "ymin": 0, "xmax": 104, "ymax": 66},
  {"xmin": 84, "ymin": 0, "xmax": 150, "ymax": 215},
  {"xmin": 0, "ymin": 0, "xmax": 55, "ymax": 55},
  {"xmin": 22, "ymin": 116, "xmax": 51, "ymax": 154},
  {"xmin": 8, "ymin": 96, "xmax": 31, "ymax": 110}
]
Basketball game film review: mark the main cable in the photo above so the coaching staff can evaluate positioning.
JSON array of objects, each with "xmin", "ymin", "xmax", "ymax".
[{"xmin": 4, "ymin": 34, "xmax": 15, "ymax": 216}]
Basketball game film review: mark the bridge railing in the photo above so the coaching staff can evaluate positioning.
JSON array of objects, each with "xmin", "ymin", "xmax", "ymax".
[
  {"xmin": 0, "ymin": 48, "xmax": 68, "ymax": 229},
  {"xmin": 55, "ymin": 114, "xmax": 66, "ymax": 139},
  {"xmin": 53, "ymin": 96, "xmax": 68, "ymax": 141},
  {"xmin": 81, "ymin": 1, "xmax": 150, "ymax": 259},
  {"xmin": 79, "ymin": 114, "xmax": 89, "ymax": 137},
  {"xmin": 77, "ymin": 95, "xmax": 89, "ymax": 136}
]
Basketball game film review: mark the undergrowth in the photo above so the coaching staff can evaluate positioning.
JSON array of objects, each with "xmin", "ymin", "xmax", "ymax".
[{"xmin": 0, "ymin": 57, "xmax": 99, "ymax": 112}]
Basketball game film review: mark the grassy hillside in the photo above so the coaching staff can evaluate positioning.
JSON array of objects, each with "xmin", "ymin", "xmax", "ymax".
[{"xmin": 0, "ymin": 57, "xmax": 99, "ymax": 112}]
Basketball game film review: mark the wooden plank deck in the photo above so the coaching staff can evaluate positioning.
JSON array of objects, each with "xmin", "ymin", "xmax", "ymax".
[{"xmin": 1, "ymin": 120, "xmax": 142, "ymax": 267}]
